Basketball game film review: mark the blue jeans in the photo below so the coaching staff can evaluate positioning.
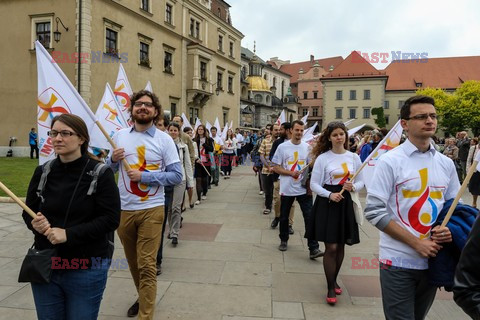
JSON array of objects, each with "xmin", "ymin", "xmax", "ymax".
[{"xmin": 31, "ymin": 268, "xmax": 108, "ymax": 320}]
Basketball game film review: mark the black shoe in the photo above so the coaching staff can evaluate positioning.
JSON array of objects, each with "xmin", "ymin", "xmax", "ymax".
[
  {"xmin": 278, "ymin": 241, "xmax": 288, "ymax": 251},
  {"xmin": 309, "ymin": 248, "xmax": 324, "ymax": 260},
  {"xmin": 172, "ymin": 237, "xmax": 178, "ymax": 245},
  {"xmin": 190, "ymin": 203, "xmax": 194, "ymax": 209},
  {"xmin": 215, "ymin": 182, "xmax": 219, "ymax": 186},
  {"xmin": 167, "ymin": 234, "xmax": 172, "ymax": 239},
  {"xmin": 127, "ymin": 300, "xmax": 139, "ymax": 317},
  {"xmin": 208, "ymin": 185, "xmax": 212, "ymax": 189},
  {"xmin": 289, "ymin": 225, "xmax": 294, "ymax": 235},
  {"xmin": 270, "ymin": 218, "xmax": 279, "ymax": 229},
  {"xmin": 156, "ymin": 263, "xmax": 162, "ymax": 275}
]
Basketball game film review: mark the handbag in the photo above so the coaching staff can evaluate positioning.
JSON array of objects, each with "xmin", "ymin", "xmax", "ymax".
[{"xmin": 18, "ymin": 159, "xmax": 89, "ymax": 284}]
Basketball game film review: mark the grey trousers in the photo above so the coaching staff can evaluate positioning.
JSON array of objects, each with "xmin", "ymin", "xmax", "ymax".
[
  {"xmin": 380, "ymin": 263, "xmax": 437, "ymax": 320},
  {"xmin": 168, "ymin": 180, "xmax": 186, "ymax": 238}
]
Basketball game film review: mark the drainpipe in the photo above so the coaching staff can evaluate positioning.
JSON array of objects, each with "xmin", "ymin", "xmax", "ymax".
[{"xmin": 77, "ymin": 0, "xmax": 82, "ymax": 93}]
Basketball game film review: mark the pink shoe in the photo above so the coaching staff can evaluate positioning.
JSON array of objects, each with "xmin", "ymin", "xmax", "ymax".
[
  {"xmin": 335, "ymin": 288, "xmax": 342, "ymax": 295},
  {"xmin": 326, "ymin": 297, "xmax": 337, "ymax": 305}
]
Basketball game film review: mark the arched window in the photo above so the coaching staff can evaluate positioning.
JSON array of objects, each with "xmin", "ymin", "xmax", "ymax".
[
  {"xmin": 217, "ymin": 8, "xmax": 221, "ymax": 17},
  {"xmin": 281, "ymin": 80, "xmax": 285, "ymax": 97},
  {"xmin": 273, "ymin": 77, "xmax": 276, "ymax": 87},
  {"xmin": 254, "ymin": 94, "xmax": 262, "ymax": 103}
]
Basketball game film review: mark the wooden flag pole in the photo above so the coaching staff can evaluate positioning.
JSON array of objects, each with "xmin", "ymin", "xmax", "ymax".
[
  {"xmin": 200, "ymin": 162, "xmax": 211, "ymax": 176},
  {"xmin": 441, "ymin": 160, "xmax": 479, "ymax": 228},
  {"xmin": 338, "ymin": 160, "xmax": 369, "ymax": 195},
  {"xmin": 0, "ymin": 181, "xmax": 36, "ymax": 219},
  {"xmin": 94, "ymin": 120, "xmax": 131, "ymax": 170}
]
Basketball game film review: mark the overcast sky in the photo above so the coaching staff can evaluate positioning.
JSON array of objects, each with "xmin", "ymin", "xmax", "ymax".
[{"xmin": 229, "ymin": 0, "xmax": 480, "ymax": 68}]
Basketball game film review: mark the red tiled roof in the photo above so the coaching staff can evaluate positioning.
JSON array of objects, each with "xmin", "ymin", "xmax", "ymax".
[
  {"xmin": 322, "ymin": 51, "xmax": 386, "ymax": 79},
  {"xmin": 279, "ymin": 56, "xmax": 344, "ymax": 83},
  {"xmin": 385, "ymin": 56, "xmax": 480, "ymax": 91}
]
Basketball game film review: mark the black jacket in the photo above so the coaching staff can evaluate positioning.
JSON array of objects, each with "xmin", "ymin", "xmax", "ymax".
[
  {"xmin": 22, "ymin": 154, "xmax": 120, "ymax": 266},
  {"xmin": 454, "ymin": 214, "xmax": 480, "ymax": 319}
]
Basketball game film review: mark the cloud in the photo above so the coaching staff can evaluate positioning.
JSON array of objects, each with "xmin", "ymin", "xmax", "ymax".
[{"xmin": 229, "ymin": 0, "xmax": 480, "ymax": 63}]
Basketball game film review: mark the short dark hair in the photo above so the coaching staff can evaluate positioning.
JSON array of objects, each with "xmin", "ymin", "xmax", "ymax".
[
  {"xmin": 129, "ymin": 90, "xmax": 163, "ymax": 124},
  {"xmin": 183, "ymin": 127, "xmax": 192, "ymax": 133},
  {"xmin": 161, "ymin": 113, "xmax": 170, "ymax": 127},
  {"xmin": 51, "ymin": 114, "xmax": 89, "ymax": 155},
  {"xmin": 291, "ymin": 120, "xmax": 304, "ymax": 129},
  {"xmin": 281, "ymin": 122, "xmax": 292, "ymax": 130},
  {"xmin": 401, "ymin": 95, "xmax": 435, "ymax": 120},
  {"xmin": 172, "ymin": 114, "xmax": 182, "ymax": 123},
  {"xmin": 265, "ymin": 124, "xmax": 273, "ymax": 130},
  {"xmin": 211, "ymin": 126, "xmax": 217, "ymax": 131},
  {"xmin": 167, "ymin": 122, "xmax": 180, "ymax": 131}
]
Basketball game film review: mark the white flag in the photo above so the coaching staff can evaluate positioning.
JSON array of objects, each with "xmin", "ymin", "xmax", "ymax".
[
  {"xmin": 35, "ymin": 41, "xmax": 97, "ymax": 164},
  {"xmin": 301, "ymin": 111, "xmax": 309, "ymax": 125},
  {"xmin": 347, "ymin": 124, "xmax": 366, "ymax": 137},
  {"xmin": 205, "ymin": 121, "xmax": 212, "ymax": 134},
  {"xmin": 214, "ymin": 117, "xmax": 221, "ymax": 132},
  {"xmin": 230, "ymin": 120, "xmax": 234, "ymax": 131},
  {"xmin": 113, "ymin": 63, "xmax": 133, "ymax": 125},
  {"xmin": 221, "ymin": 122, "xmax": 229, "ymax": 140},
  {"xmin": 145, "ymin": 81, "xmax": 153, "ymax": 93},
  {"xmin": 275, "ymin": 110, "xmax": 286, "ymax": 126},
  {"xmin": 302, "ymin": 123, "xmax": 318, "ymax": 142},
  {"xmin": 181, "ymin": 112, "xmax": 192, "ymax": 130},
  {"xmin": 90, "ymin": 83, "xmax": 128, "ymax": 152},
  {"xmin": 344, "ymin": 119, "xmax": 355, "ymax": 127},
  {"xmin": 363, "ymin": 120, "xmax": 403, "ymax": 189},
  {"xmin": 194, "ymin": 118, "xmax": 202, "ymax": 131}
]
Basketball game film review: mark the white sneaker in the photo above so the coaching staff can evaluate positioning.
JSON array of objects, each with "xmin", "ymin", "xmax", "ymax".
[
  {"xmin": 201, "ymin": 195, "xmax": 207, "ymax": 200},
  {"xmin": 194, "ymin": 200, "xmax": 201, "ymax": 205},
  {"xmin": 259, "ymin": 191, "xmax": 264, "ymax": 195}
]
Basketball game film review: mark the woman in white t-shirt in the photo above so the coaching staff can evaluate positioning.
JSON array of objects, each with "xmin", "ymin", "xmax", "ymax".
[
  {"xmin": 306, "ymin": 121, "xmax": 364, "ymax": 305},
  {"xmin": 221, "ymin": 129, "xmax": 237, "ymax": 178}
]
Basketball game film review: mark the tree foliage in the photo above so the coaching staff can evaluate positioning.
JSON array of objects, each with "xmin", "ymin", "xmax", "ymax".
[
  {"xmin": 416, "ymin": 81, "xmax": 480, "ymax": 136},
  {"xmin": 372, "ymin": 107, "xmax": 386, "ymax": 128}
]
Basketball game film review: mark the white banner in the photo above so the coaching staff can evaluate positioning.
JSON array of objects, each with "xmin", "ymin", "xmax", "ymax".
[
  {"xmin": 145, "ymin": 81, "xmax": 153, "ymax": 93},
  {"xmin": 301, "ymin": 111, "xmax": 309, "ymax": 124},
  {"xmin": 113, "ymin": 63, "xmax": 133, "ymax": 125},
  {"xmin": 35, "ymin": 41, "xmax": 97, "ymax": 164},
  {"xmin": 347, "ymin": 124, "xmax": 366, "ymax": 137},
  {"xmin": 275, "ymin": 110, "xmax": 286, "ymax": 126},
  {"xmin": 214, "ymin": 117, "xmax": 221, "ymax": 132},
  {"xmin": 181, "ymin": 112, "xmax": 192, "ymax": 130}
]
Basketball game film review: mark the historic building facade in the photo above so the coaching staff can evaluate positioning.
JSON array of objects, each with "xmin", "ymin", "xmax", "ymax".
[{"xmin": 0, "ymin": 0, "xmax": 243, "ymax": 153}]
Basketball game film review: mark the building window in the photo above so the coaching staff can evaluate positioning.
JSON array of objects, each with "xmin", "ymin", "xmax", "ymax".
[
  {"xmin": 303, "ymin": 91, "xmax": 308, "ymax": 99},
  {"xmin": 164, "ymin": 51, "xmax": 172, "ymax": 73},
  {"xmin": 350, "ymin": 90, "xmax": 356, "ymax": 100},
  {"xmin": 281, "ymin": 80, "xmax": 285, "ymax": 98},
  {"xmin": 165, "ymin": 3, "xmax": 173, "ymax": 24},
  {"xmin": 398, "ymin": 100, "xmax": 405, "ymax": 108},
  {"xmin": 335, "ymin": 108, "xmax": 343, "ymax": 119},
  {"xmin": 195, "ymin": 21, "xmax": 200, "ymax": 39},
  {"xmin": 273, "ymin": 77, "xmax": 277, "ymax": 88},
  {"xmin": 264, "ymin": 74, "xmax": 268, "ymax": 80},
  {"xmin": 228, "ymin": 76, "xmax": 233, "ymax": 93},
  {"xmin": 36, "ymin": 22, "xmax": 51, "ymax": 48},
  {"xmin": 385, "ymin": 115, "xmax": 390, "ymax": 125},
  {"xmin": 217, "ymin": 72, "xmax": 223, "ymax": 91},
  {"xmin": 139, "ymin": 42, "xmax": 150, "ymax": 66},
  {"xmin": 106, "ymin": 28, "xmax": 118, "ymax": 55},
  {"xmin": 171, "ymin": 103, "xmax": 177, "ymax": 116},
  {"xmin": 336, "ymin": 90, "xmax": 343, "ymax": 100},
  {"xmin": 223, "ymin": 110, "xmax": 228, "ymax": 125},
  {"xmin": 302, "ymin": 108, "xmax": 308, "ymax": 116},
  {"xmin": 364, "ymin": 90, "xmax": 371, "ymax": 100},
  {"xmin": 189, "ymin": 107, "xmax": 199, "ymax": 125},
  {"xmin": 200, "ymin": 61, "xmax": 207, "ymax": 80},
  {"xmin": 349, "ymin": 108, "xmax": 356, "ymax": 119},
  {"xmin": 312, "ymin": 107, "xmax": 318, "ymax": 117},
  {"xmin": 384, "ymin": 100, "xmax": 390, "ymax": 109},
  {"xmin": 254, "ymin": 94, "xmax": 262, "ymax": 103},
  {"xmin": 313, "ymin": 91, "xmax": 318, "ymax": 99},
  {"xmin": 190, "ymin": 19, "xmax": 194, "ymax": 36},
  {"xmin": 218, "ymin": 35, "xmax": 223, "ymax": 52},
  {"xmin": 229, "ymin": 42, "xmax": 234, "ymax": 57},
  {"xmin": 217, "ymin": 8, "xmax": 221, "ymax": 17},
  {"xmin": 363, "ymin": 108, "xmax": 371, "ymax": 119},
  {"xmin": 190, "ymin": 19, "xmax": 201, "ymax": 39},
  {"xmin": 141, "ymin": 0, "xmax": 150, "ymax": 12}
]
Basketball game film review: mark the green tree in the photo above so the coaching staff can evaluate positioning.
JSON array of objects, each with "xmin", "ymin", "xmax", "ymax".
[
  {"xmin": 454, "ymin": 81, "xmax": 480, "ymax": 136},
  {"xmin": 416, "ymin": 87, "xmax": 458, "ymax": 135},
  {"xmin": 372, "ymin": 107, "xmax": 386, "ymax": 128}
]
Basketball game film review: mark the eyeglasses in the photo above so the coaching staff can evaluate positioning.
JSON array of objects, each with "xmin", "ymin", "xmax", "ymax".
[
  {"xmin": 133, "ymin": 101, "xmax": 154, "ymax": 108},
  {"xmin": 47, "ymin": 130, "xmax": 78, "ymax": 138},
  {"xmin": 405, "ymin": 113, "xmax": 438, "ymax": 121}
]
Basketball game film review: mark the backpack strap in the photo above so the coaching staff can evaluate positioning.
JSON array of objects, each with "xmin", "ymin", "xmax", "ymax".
[
  {"xmin": 87, "ymin": 163, "xmax": 109, "ymax": 196},
  {"xmin": 36, "ymin": 159, "xmax": 55, "ymax": 203}
]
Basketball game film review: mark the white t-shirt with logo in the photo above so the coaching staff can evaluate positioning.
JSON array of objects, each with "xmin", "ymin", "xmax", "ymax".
[
  {"xmin": 113, "ymin": 127, "xmax": 180, "ymax": 210},
  {"xmin": 368, "ymin": 139, "xmax": 460, "ymax": 269},
  {"xmin": 272, "ymin": 140, "xmax": 311, "ymax": 196},
  {"xmin": 236, "ymin": 133, "xmax": 244, "ymax": 149},
  {"xmin": 310, "ymin": 150, "xmax": 364, "ymax": 198},
  {"xmin": 212, "ymin": 135, "xmax": 224, "ymax": 146}
]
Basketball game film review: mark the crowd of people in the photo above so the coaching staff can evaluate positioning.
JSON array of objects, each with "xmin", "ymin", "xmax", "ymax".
[{"xmin": 20, "ymin": 92, "xmax": 480, "ymax": 320}]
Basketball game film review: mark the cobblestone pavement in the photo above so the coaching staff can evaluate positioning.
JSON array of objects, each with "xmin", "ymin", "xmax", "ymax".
[{"xmin": 0, "ymin": 165, "xmax": 470, "ymax": 319}]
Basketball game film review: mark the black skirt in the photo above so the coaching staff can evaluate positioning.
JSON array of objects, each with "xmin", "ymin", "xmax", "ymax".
[
  {"xmin": 305, "ymin": 184, "xmax": 360, "ymax": 245},
  {"xmin": 469, "ymin": 171, "xmax": 480, "ymax": 195}
]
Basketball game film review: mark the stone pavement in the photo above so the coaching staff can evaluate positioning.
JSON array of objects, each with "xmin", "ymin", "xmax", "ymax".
[{"xmin": 0, "ymin": 164, "xmax": 470, "ymax": 319}]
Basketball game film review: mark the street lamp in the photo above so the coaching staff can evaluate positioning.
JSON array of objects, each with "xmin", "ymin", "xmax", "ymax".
[{"xmin": 54, "ymin": 17, "xmax": 69, "ymax": 43}]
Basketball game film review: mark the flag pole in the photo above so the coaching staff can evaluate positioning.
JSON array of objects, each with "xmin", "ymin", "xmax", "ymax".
[
  {"xmin": 200, "ymin": 162, "xmax": 211, "ymax": 176},
  {"xmin": 94, "ymin": 120, "xmax": 131, "ymax": 170},
  {"xmin": 440, "ymin": 160, "xmax": 478, "ymax": 228},
  {"xmin": 338, "ymin": 160, "xmax": 369, "ymax": 195},
  {"xmin": 0, "ymin": 182, "xmax": 36, "ymax": 219}
]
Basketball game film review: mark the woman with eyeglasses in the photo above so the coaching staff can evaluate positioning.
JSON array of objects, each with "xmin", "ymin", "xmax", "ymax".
[
  {"xmin": 306, "ymin": 121, "xmax": 364, "ymax": 305},
  {"xmin": 193, "ymin": 124, "xmax": 214, "ymax": 204},
  {"xmin": 166, "ymin": 122, "xmax": 194, "ymax": 244},
  {"xmin": 22, "ymin": 114, "xmax": 120, "ymax": 319}
]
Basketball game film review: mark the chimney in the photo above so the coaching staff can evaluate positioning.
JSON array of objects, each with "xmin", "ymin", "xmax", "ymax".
[{"xmin": 310, "ymin": 55, "xmax": 314, "ymax": 63}]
